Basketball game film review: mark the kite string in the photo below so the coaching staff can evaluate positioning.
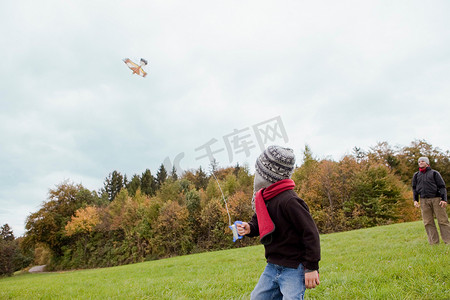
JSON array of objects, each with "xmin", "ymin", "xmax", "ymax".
[{"xmin": 211, "ymin": 171, "xmax": 232, "ymax": 227}]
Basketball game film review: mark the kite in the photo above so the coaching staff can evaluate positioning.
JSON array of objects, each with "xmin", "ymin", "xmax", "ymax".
[{"xmin": 123, "ymin": 58, "xmax": 148, "ymax": 77}]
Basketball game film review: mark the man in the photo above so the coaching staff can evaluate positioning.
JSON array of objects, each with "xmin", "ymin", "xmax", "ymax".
[
  {"xmin": 412, "ymin": 156, "xmax": 450, "ymax": 244},
  {"xmin": 237, "ymin": 145, "xmax": 320, "ymax": 299}
]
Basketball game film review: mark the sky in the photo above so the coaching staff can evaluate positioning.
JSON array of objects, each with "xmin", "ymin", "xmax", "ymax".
[{"xmin": 1, "ymin": 0, "xmax": 450, "ymax": 236}]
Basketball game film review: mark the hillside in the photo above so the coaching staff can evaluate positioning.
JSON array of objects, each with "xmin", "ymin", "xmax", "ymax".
[{"xmin": 0, "ymin": 221, "xmax": 448, "ymax": 299}]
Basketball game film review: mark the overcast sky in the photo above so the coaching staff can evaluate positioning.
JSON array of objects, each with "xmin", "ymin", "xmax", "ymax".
[{"xmin": 1, "ymin": 0, "xmax": 450, "ymax": 236}]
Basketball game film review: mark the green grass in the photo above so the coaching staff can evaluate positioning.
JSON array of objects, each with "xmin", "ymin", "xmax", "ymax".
[{"xmin": 1, "ymin": 221, "xmax": 449, "ymax": 299}]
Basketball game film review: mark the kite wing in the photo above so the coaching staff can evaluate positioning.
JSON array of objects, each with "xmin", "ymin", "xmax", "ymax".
[{"xmin": 123, "ymin": 58, "xmax": 148, "ymax": 77}]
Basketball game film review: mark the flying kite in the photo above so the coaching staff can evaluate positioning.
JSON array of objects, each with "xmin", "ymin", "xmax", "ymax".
[{"xmin": 123, "ymin": 58, "xmax": 148, "ymax": 77}]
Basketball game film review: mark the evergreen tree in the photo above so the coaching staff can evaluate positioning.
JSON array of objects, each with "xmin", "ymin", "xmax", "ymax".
[
  {"xmin": 209, "ymin": 159, "xmax": 219, "ymax": 174},
  {"xmin": 194, "ymin": 166, "xmax": 208, "ymax": 190},
  {"xmin": 102, "ymin": 171, "xmax": 125, "ymax": 202},
  {"xmin": 1, "ymin": 224, "xmax": 14, "ymax": 241},
  {"xmin": 156, "ymin": 164, "xmax": 168, "ymax": 188},
  {"xmin": 141, "ymin": 169, "xmax": 156, "ymax": 196},
  {"xmin": 170, "ymin": 166, "xmax": 178, "ymax": 181},
  {"xmin": 127, "ymin": 174, "xmax": 141, "ymax": 197}
]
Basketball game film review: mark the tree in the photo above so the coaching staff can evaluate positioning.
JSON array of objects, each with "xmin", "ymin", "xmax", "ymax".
[
  {"xmin": 0, "ymin": 223, "xmax": 17, "ymax": 276},
  {"xmin": 345, "ymin": 164, "xmax": 408, "ymax": 229},
  {"xmin": 398, "ymin": 139, "xmax": 448, "ymax": 185},
  {"xmin": 102, "ymin": 171, "xmax": 125, "ymax": 202},
  {"xmin": 0, "ymin": 225, "xmax": 32, "ymax": 276},
  {"xmin": 153, "ymin": 201, "xmax": 193, "ymax": 256},
  {"xmin": 170, "ymin": 166, "xmax": 178, "ymax": 181},
  {"xmin": 65, "ymin": 206, "xmax": 101, "ymax": 236},
  {"xmin": 209, "ymin": 159, "xmax": 219, "ymax": 174},
  {"xmin": 158, "ymin": 179, "xmax": 183, "ymax": 204},
  {"xmin": 127, "ymin": 174, "xmax": 141, "ymax": 197},
  {"xmin": 1, "ymin": 224, "xmax": 14, "ymax": 241},
  {"xmin": 367, "ymin": 141, "xmax": 400, "ymax": 171},
  {"xmin": 352, "ymin": 146, "xmax": 366, "ymax": 163},
  {"xmin": 141, "ymin": 169, "xmax": 156, "ymax": 196},
  {"xmin": 194, "ymin": 166, "xmax": 208, "ymax": 190},
  {"xmin": 185, "ymin": 189, "xmax": 201, "ymax": 243},
  {"xmin": 24, "ymin": 181, "xmax": 96, "ymax": 257},
  {"xmin": 198, "ymin": 199, "xmax": 229, "ymax": 250},
  {"xmin": 156, "ymin": 164, "xmax": 168, "ymax": 189}
]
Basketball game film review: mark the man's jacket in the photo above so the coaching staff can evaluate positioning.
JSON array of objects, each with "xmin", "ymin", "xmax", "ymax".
[{"xmin": 412, "ymin": 167, "xmax": 447, "ymax": 202}]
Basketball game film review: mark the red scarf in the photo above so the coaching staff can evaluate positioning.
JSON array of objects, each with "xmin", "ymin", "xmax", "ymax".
[
  {"xmin": 255, "ymin": 179, "xmax": 295, "ymax": 245},
  {"xmin": 419, "ymin": 167, "xmax": 427, "ymax": 173}
]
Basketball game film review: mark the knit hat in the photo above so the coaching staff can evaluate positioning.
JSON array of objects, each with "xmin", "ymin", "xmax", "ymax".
[
  {"xmin": 418, "ymin": 157, "xmax": 430, "ymax": 165},
  {"xmin": 252, "ymin": 146, "xmax": 296, "ymax": 211},
  {"xmin": 255, "ymin": 145, "xmax": 296, "ymax": 183}
]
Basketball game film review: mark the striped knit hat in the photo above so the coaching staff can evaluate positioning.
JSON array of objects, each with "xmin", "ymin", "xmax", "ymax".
[
  {"xmin": 251, "ymin": 145, "xmax": 296, "ymax": 212},
  {"xmin": 255, "ymin": 145, "xmax": 296, "ymax": 183}
]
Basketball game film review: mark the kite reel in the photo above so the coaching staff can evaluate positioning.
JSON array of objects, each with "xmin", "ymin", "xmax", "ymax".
[{"xmin": 229, "ymin": 220, "xmax": 243, "ymax": 242}]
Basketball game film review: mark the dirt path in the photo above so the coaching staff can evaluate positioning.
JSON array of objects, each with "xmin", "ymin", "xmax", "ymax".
[{"xmin": 29, "ymin": 265, "xmax": 46, "ymax": 273}]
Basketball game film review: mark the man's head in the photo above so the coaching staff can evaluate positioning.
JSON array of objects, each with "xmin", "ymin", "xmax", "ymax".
[{"xmin": 418, "ymin": 157, "xmax": 430, "ymax": 168}]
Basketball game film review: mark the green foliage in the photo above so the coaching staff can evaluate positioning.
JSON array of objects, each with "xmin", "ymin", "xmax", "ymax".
[
  {"xmin": 0, "ymin": 225, "xmax": 33, "ymax": 277},
  {"xmin": 185, "ymin": 189, "xmax": 201, "ymax": 243},
  {"xmin": 156, "ymin": 164, "xmax": 168, "ymax": 188},
  {"xmin": 0, "ymin": 239, "xmax": 19, "ymax": 276},
  {"xmin": 223, "ymin": 174, "xmax": 238, "ymax": 197},
  {"xmin": 345, "ymin": 164, "xmax": 407, "ymax": 229},
  {"xmin": 236, "ymin": 165, "xmax": 253, "ymax": 194},
  {"xmin": 158, "ymin": 179, "xmax": 183, "ymax": 204},
  {"xmin": 126, "ymin": 174, "xmax": 141, "ymax": 197},
  {"xmin": 140, "ymin": 169, "xmax": 156, "ymax": 196},
  {"xmin": 102, "ymin": 171, "xmax": 125, "ymax": 202},
  {"xmin": 205, "ymin": 177, "xmax": 220, "ymax": 200}
]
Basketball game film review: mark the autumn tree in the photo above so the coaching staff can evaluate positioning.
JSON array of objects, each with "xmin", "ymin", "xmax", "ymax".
[
  {"xmin": 65, "ymin": 206, "xmax": 101, "ymax": 236},
  {"xmin": 198, "ymin": 199, "xmax": 229, "ymax": 250},
  {"xmin": 24, "ymin": 181, "xmax": 98, "ymax": 257},
  {"xmin": 194, "ymin": 166, "xmax": 209, "ymax": 190},
  {"xmin": 153, "ymin": 201, "xmax": 193, "ymax": 256},
  {"xmin": 398, "ymin": 140, "xmax": 450, "ymax": 185}
]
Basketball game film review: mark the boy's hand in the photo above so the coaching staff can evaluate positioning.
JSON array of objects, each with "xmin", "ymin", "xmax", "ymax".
[
  {"xmin": 439, "ymin": 201, "xmax": 447, "ymax": 208},
  {"xmin": 237, "ymin": 222, "xmax": 250, "ymax": 236},
  {"xmin": 414, "ymin": 201, "xmax": 420, "ymax": 208},
  {"xmin": 305, "ymin": 270, "xmax": 320, "ymax": 289}
]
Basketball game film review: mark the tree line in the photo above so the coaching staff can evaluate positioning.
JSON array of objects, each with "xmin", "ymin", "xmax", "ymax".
[{"xmin": 1, "ymin": 139, "xmax": 449, "ymax": 275}]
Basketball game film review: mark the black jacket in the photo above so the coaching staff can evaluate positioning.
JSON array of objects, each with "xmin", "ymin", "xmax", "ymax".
[
  {"xmin": 412, "ymin": 167, "xmax": 447, "ymax": 202},
  {"xmin": 247, "ymin": 189, "xmax": 321, "ymax": 271}
]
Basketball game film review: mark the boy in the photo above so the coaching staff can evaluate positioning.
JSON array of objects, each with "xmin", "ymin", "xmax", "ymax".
[{"xmin": 237, "ymin": 145, "xmax": 320, "ymax": 299}]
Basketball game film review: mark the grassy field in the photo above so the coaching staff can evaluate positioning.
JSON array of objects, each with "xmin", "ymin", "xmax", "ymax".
[{"xmin": 0, "ymin": 221, "xmax": 449, "ymax": 299}]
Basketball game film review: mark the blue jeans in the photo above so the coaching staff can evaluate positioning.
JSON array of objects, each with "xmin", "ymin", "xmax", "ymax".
[{"xmin": 251, "ymin": 263, "xmax": 305, "ymax": 300}]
